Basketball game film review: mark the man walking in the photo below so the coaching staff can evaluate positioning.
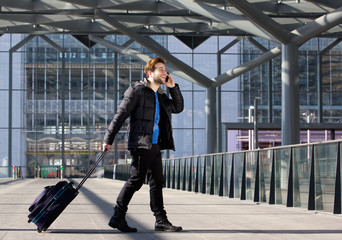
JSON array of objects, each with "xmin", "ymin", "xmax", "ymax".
[{"xmin": 103, "ymin": 57, "xmax": 184, "ymax": 232}]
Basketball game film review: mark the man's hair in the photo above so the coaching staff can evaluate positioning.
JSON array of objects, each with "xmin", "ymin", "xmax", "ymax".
[{"xmin": 144, "ymin": 57, "xmax": 165, "ymax": 77}]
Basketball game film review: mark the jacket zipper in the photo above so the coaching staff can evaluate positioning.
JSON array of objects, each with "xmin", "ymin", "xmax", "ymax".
[{"xmin": 138, "ymin": 155, "xmax": 141, "ymax": 172}]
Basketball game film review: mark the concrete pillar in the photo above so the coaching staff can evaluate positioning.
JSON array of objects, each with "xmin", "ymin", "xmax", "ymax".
[{"xmin": 281, "ymin": 43, "xmax": 300, "ymax": 145}]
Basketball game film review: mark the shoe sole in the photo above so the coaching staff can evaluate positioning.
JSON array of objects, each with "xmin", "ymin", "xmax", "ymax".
[
  {"xmin": 109, "ymin": 222, "xmax": 137, "ymax": 232},
  {"xmin": 155, "ymin": 227, "xmax": 182, "ymax": 232}
]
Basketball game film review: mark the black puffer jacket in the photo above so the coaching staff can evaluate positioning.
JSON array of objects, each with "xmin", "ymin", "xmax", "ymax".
[{"xmin": 104, "ymin": 79, "xmax": 184, "ymax": 151}]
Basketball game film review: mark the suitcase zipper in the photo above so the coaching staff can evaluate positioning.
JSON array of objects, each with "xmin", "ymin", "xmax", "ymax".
[{"xmin": 32, "ymin": 184, "xmax": 70, "ymax": 223}]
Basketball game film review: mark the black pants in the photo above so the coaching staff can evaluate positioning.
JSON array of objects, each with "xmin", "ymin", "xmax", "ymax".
[{"xmin": 115, "ymin": 144, "xmax": 167, "ymax": 220}]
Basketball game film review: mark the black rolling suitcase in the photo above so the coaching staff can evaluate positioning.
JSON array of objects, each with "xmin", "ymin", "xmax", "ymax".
[{"xmin": 28, "ymin": 150, "xmax": 107, "ymax": 233}]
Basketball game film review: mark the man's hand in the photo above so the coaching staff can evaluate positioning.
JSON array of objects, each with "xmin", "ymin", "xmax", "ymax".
[
  {"xmin": 164, "ymin": 74, "xmax": 176, "ymax": 88},
  {"xmin": 103, "ymin": 143, "xmax": 111, "ymax": 152}
]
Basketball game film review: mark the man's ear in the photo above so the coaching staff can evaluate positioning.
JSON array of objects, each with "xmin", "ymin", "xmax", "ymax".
[{"xmin": 147, "ymin": 70, "xmax": 153, "ymax": 78}]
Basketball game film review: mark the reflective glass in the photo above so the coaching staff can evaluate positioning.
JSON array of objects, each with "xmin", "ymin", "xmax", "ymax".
[
  {"xmin": 223, "ymin": 154, "xmax": 233, "ymax": 197},
  {"xmin": 314, "ymin": 143, "xmax": 338, "ymax": 212},
  {"xmin": 259, "ymin": 150, "xmax": 272, "ymax": 203},
  {"xmin": 190, "ymin": 157, "xmax": 197, "ymax": 192},
  {"xmin": 233, "ymin": 152, "xmax": 244, "ymax": 199},
  {"xmin": 274, "ymin": 148, "xmax": 291, "ymax": 205},
  {"xmin": 293, "ymin": 146, "xmax": 311, "ymax": 208},
  {"xmin": 205, "ymin": 155, "xmax": 213, "ymax": 194},
  {"xmin": 246, "ymin": 151, "xmax": 257, "ymax": 200},
  {"xmin": 198, "ymin": 156, "xmax": 205, "ymax": 193},
  {"xmin": 185, "ymin": 158, "xmax": 192, "ymax": 191},
  {"xmin": 174, "ymin": 159, "xmax": 180, "ymax": 190},
  {"xmin": 179, "ymin": 158, "xmax": 185, "ymax": 190},
  {"xmin": 170, "ymin": 159, "xmax": 175, "ymax": 189},
  {"xmin": 215, "ymin": 154, "xmax": 223, "ymax": 195}
]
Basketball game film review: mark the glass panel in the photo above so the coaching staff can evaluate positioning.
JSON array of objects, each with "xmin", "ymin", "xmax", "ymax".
[
  {"xmin": 0, "ymin": 129, "xmax": 9, "ymax": 167},
  {"xmin": 215, "ymin": 155, "xmax": 223, "ymax": 195},
  {"xmin": 205, "ymin": 156, "xmax": 213, "ymax": 194},
  {"xmin": 172, "ymin": 129, "xmax": 192, "ymax": 158},
  {"xmin": 174, "ymin": 159, "xmax": 180, "ymax": 190},
  {"xmin": 180, "ymin": 158, "xmax": 185, "ymax": 190},
  {"xmin": 190, "ymin": 157, "xmax": 197, "ymax": 192},
  {"xmin": 163, "ymin": 160, "xmax": 168, "ymax": 188},
  {"xmin": 274, "ymin": 148, "xmax": 291, "ymax": 205},
  {"xmin": 246, "ymin": 151, "xmax": 257, "ymax": 200},
  {"xmin": 193, "ymin": 92, "xmax": 205, "ymax": 128},
  {"xmin": 185, "ymin": 158, "xmax": 191, "ymax": 191},
  {"xmin": 233, "ymin": 152, "xmax": 244, "ymax": 199},
  {"xmin": 259, "ymin": 150, "xmax": 272, "ymax": 203},
  {"xmin": 223, "ymin": 154, "xmax": 233, "ymax": 197},
  {"xmin": 170, "ymin": 159, "xmax": 175, "ymax": 189},
  {"xmin": 0, "ymin": 91, "xmax": 8, "ymax": 128},
  {"xmin": 198, "ymin": 156, "xmax": 206, "ymax": 193},
  {"xmin": 293, "ymin": 146, "xmax": 311, "ymax": 208},
  {"xmin": 314, "ymin": 143, "xmax": 338, "ymax": 212}
]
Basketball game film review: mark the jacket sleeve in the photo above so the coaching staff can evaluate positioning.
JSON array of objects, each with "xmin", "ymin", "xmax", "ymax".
[
  {"xmin": 168, "ymin": 84, "xmax": 184, "ymax": 114},
  {"xmin": 103, "ymin": 86, "xmax": 139, "ymax": 145}
]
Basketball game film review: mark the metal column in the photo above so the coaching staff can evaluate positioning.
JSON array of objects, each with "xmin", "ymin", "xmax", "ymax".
[
  {"xmin": 281, "ymin": 43, "xmax": 300, "ymax": 145},
  {"xmin": 206, "ymin": 87, "xmax": 217, "ymax": 153},
  {"xmin": 8, "ymin": 35, "xmax": 35, "ymax": 177}
]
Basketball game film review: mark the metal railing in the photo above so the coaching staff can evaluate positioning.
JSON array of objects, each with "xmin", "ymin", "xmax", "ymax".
[{"xmin": 114, "ymin": 140, "xmax": 342, "ymax": 214}]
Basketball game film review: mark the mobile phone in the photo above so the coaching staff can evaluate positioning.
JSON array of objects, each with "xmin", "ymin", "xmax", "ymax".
[{"xmin": 165, "ymin": 73, "xmax": 169, "ymax": 82}]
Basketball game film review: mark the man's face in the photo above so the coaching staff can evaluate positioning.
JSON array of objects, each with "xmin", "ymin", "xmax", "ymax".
[{"xmin": 150, "ymin": 62, "xmax": 167, "ymax": 84}]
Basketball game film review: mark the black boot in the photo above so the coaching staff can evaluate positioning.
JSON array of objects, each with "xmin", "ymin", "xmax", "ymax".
[
  {"xmin": 108, "ymin": 209, "xmax": 137, "ymax": 232},
  {"xmin": 155, "ymin": 219, "xmax": 182, "ymax": 232}
]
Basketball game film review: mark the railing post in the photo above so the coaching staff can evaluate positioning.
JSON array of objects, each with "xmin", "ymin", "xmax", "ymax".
[
  {"xmin": 219, "ymin": 155, "xmax": 224, "ymax": 197},
  {"xmin": 210, "ymin": 156, "xmax": 215, "ymax": 195},
  {"xmin": 308, "ymin": 145, "xmax": 315, "ymax": 210},
  {"xmin": 229, "ymin": 154, "xmax": 235, "ymax": 198},
  {"xmin": 167, "ymin": 160, "xmax": 171, "ymax": 188},
  {"xmin": 334, "ymin": 143, "xmax": 341, "ymax": 214},
  {"xmin": 254, "ymin": 151, "xmax": 260, "ymax": 202},
  {"xmin": 287, "ymin": 147, "xmax": 293, "ymax": 207},
  {"xmin": 269, "ymin": 149, "xmax": 275, "ymax": 204},
  {"xmin": 241, "ymin": 152, "xmax": 246, "ymax": 200},
  {"xmin": 201, "ymin": 156, "xmax": 207, "ymax": 194},
  {"xmin": 195, "ymin": 157, "xmax": 199, "ymax": 193},
  {"xmin": 172, "ymin": 160, "xmax": 176, "ymax": 189},
  {"xmin": 177, "ymin": 160, "xmax": 181, "ymax": 190},
  {"xmin": 182, "ymin": 159, "xmax": 187, "ymax": 191},
  {"xmin": 188, "ymin": 158, "xmax": 193, "ymax": 192}
]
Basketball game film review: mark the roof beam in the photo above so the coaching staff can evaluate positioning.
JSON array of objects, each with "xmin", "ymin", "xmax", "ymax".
[
  {"xmin": 163, "ymin": 0, "xmax": 278, "ymax": 43},
  {"xmin": 225, "ymin": 0, "xmax": 291, "ymax": 44},
  {"xmin": 292, "ymin": 6, "xmax": 342, "ymax": 46},
  {"xmin": 211, "ymin": 5, "xmax": 342, "ymax": 88},
  {"xmin": 211, "ymin": 46, "xmax": 281, "ymax": 88},
  {"xmin": 321, "ymin": 38, "xmax": 342, "ymax": 54},
  {"xmin": 218, "ymin": 36, "xmax": 243, "ymax": 54},
  {"xmin": 89, "ymin": 34, "xmax": 198, "ymax": 84},
  {"xmin": 245, "ymin": 36, "xmax": 268, "ymax": 52},
  {"xmin": 39, "ymin": 35, "xmax": 64, "ymax": 52},
  {"xmin": 305, "ymin": 0, "xmax": 342, "ymax": 9},
  {"xmin": 96, "ymin": 9, "xmax": 213, "ymax": 88}
]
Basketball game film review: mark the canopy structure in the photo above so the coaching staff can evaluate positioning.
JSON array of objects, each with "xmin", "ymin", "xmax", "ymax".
[
  {"xmin": 0, "ymin": 0, "xmax": 341, "ymax": 39},
  {"xmin": 2, "ymin": 0, "xmax": 342, "ymax": 153}
]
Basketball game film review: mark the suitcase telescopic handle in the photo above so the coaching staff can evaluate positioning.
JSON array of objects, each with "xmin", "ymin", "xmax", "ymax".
[{"xmin": 75, "ymin": 149, "xmax": 107, "ymax": 191}]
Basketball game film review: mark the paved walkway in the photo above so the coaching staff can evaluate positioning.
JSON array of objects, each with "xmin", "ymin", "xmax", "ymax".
[{"xmin": 1, "ymin": 178, "xmax": 342, "ymax": 240}]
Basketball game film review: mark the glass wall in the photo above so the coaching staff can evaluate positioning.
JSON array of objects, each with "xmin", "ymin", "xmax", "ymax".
[{"xmin": 1, "ymin": 33, "xmax": 342, "ymax": 177}]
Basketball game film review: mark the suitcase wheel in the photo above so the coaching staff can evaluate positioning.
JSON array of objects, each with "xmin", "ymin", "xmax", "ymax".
[
  {"xmin": 37, "ymin": 228, "xmax": 42, "ymax": 233},
  {"xmin": 28, "ymin": 219, "xmax": 32, "ymax": 223}
]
